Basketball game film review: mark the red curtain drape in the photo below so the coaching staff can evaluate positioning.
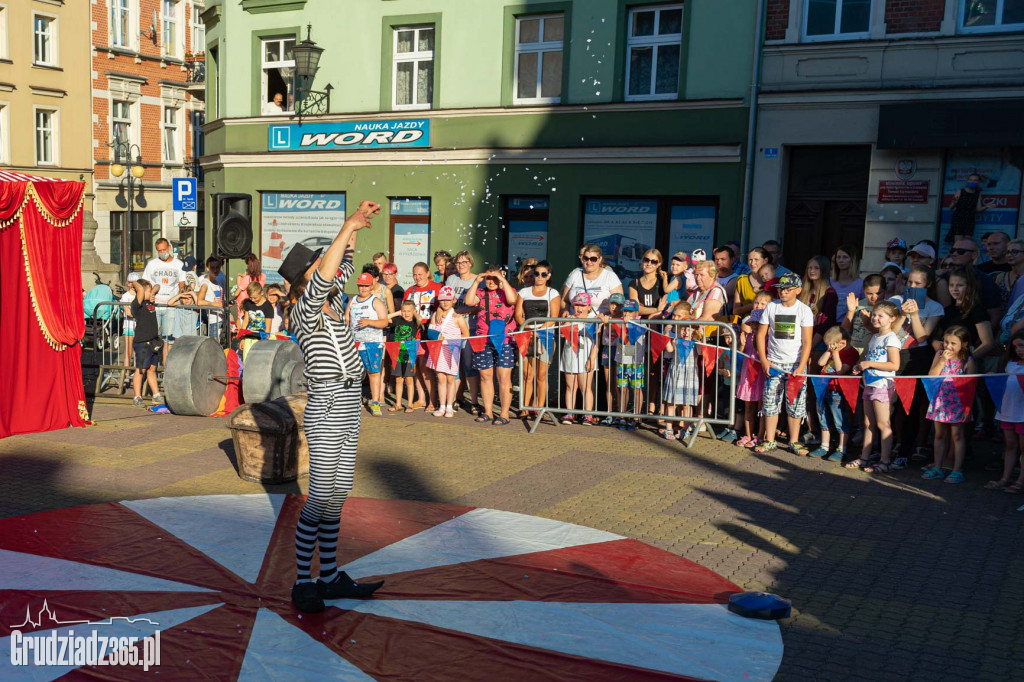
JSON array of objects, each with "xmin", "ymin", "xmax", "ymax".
[{"xmin": 0, "ymin": 180, "xmax": 88, "ymax": 438}]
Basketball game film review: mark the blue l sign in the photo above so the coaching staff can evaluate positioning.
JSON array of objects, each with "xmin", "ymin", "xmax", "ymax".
[{"xmin": 172, "ymin": 178, "xmax": 198, "ymax": 211}]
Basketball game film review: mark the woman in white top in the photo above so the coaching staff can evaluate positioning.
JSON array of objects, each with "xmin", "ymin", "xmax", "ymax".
[
  {"xmin": 515, "ymin": 260, "xmax": 562, "ymax": 413},
  {"xmin": 561, "ymin": 243, "xmax": 623, "ymax": 316}
]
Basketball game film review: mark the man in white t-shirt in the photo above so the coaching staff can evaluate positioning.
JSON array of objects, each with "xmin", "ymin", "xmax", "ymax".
[
  {"xmin": 756, "ymin": 272, "xmax": 814, "ymax": 454},
  {"xmin": 141, "ymin": 238, "xmax": 185, "ymax": 358}
]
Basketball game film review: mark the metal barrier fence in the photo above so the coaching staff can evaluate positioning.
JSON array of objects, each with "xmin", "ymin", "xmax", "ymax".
[
  {"xmin": 517, "ymin": 317, "xmax": 738, "ymax": 447},
  {"xmin": 84, "ymin": 301, "xmax": 228, "ymax": 396}
]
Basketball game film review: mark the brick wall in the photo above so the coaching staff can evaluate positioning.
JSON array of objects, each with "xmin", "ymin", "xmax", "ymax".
[
  {"xmin": 766, "ymin": 0, "xmax": 790, "ymax": 41},
  {"xmin": 885, "ymin": 0, "xmax": 946, "ymax": 34}
]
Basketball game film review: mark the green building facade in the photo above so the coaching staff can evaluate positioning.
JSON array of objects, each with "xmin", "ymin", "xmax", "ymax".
[{"xmin": 201, "ymin": 0, "xmax": 754, "ymax": 288}]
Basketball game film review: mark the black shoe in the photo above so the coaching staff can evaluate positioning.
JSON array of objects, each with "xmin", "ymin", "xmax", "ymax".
[
  {"xmin": 317, "ymin": 571, "xmax": 385, "ymax": 600},
  {"xmin": 291, "ymin": 581, "xmax": 325, "ymax": 613}
]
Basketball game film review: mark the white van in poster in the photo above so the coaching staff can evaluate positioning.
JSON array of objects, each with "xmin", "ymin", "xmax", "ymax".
[
  {"xmin": 261, "ymin": 192, "xmax": 346, "ymax": 285},
  {"xmin": 583, "ymin": 199, "xmax": 658, "ymax": 280}
]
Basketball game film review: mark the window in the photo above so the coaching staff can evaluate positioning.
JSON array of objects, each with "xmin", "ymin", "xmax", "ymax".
[
  {"xmin": 110, "ymin": 0, "xmax": 131, "ymax": 49},
  {"xmin": 514, "ymin": 14, "xmax": 564, "ymax": 104},
  {"xmin": 191, "ymin": 6, "xmax": 204, "ymax": 54},
  {"xmin": 162, "ymin": 107, "xmax": 179, "ymax": 162},
  {"xmin": 804, "ymin": 0, "xmax": 871, "ymax": 39},
  {"xmin": 34, "ymin": 109, "xmax": 57, "ymax": 165},
  {"xmin": 393, "ymin": 25, "xmax": 434, "ymax": 110},
  {"xmin": 625, "ymin": 5, "xmax": 682, "ymax": 101},
  {"xmin": 0, "ymin": 5, "xmax": 9, "ymax": 60},
  {"xmin": 161, "ymin": 0, "xmax": 180, "ymax": 57},
  {"xmin": 961, "ymin": 0, "xmax": 1024, "ymax": 30},
  {"xmin": 0, "ymin": 104, "xmax": 8, "ymax": 164},
  {"xmin": 261, "ymin": 37, "xmax": 294, "ymax": 114},
  {"xmin": 112, "ymin": 100, "xmax": 132, "ymax": 153},
  {"xmin": 33, "ymin": 14, "xmax": 55, "ymax": 66},
  {"xmin": 110, "ymin": 212, "xmax": 162, "ymax": 271}
]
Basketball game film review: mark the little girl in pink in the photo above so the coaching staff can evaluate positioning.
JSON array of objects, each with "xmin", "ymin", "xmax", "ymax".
[
  {"xmin": 427, "ymin": 286, "xmax": 469, "ymax": 417},
  {"xmin": 735, "ymin": 292, "xmax": 772, "ymax": 448}
]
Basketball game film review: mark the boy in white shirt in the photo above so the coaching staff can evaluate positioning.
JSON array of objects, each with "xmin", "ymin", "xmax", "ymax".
[{"xmin": 755, "ymin": 272, "xmax": 814, "ymax": 455}]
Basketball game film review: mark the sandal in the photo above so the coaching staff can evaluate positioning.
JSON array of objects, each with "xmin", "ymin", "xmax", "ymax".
[
  {"xmin": 921, "ymin": 466, "xmax": 947, "ymax": 480},
  {"xmin": 492, "ymin": 417, "xmax": 510, "ymax": 426},
  {"xmin": 844, "ymin": 458, "xmax": 869, "ymax": 469},
  {"xmin": 1003, "ymin": 482, "xmax": 1024, "ymax": 494},
  {"xmin": 664, "ymin": 429, "xmax": 676, "ymax": 440},
  {"xmin": 735, "ymin": 436, "xmax": 754, "ymax": 448},
  {"xmin": 788, "ymin": 442, "xmax": 809, "ymax": 456},
  {"xmin": 753, "ymin": 440, "xmax": 777, "ymax": 454},
  {"xmin": 408, "ymin": 402, "xmax": 426, "ymax": 410},
  {"xmin": 984, "ymin": 479, "xmax": 1009, "ymax": 490},
  {"xmin": 387, "ymin": 406, "xmax": 401, "ymax": 413},
  {"xmin": 864, "ymin": 461, "xmax": 892, "ymax": 473},
  {"xmin": 944, "ymin": 470, "xmax": 966, "ymax": 484},
  {"xmin": 474, "ymin": 415, "xmax": 491, "ymax": 423},
  {"xmin": 403, "ymin": 407, "xmax": 416, "ymax": 414}
]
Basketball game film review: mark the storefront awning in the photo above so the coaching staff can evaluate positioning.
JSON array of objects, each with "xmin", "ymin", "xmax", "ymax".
[{"xmin": 877, "ymin": 99, "xmax": 1024, "ymax": 149}]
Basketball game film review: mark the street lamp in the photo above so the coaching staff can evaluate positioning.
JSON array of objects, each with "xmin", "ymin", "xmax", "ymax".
[
  {"xmin": 109, "ymin": 140, "xmax": 146, "ymax": 284},
  {"xmin": 292, "ymin": 25, "xmax": 332, "ymax": 123}
]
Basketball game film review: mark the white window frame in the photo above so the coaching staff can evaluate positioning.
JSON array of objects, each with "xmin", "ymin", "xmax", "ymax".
[
  {"xmin": 513, "ymin": 13, "xmax": 564, "ymax": 105},
  {"xmin": 111, "ymin": 98, "xmax": 134, "ymax": 158},
  {"xmin": 624, "ymin": 4, "xmax": 684, "ymax": 102},
  {"xmin": 959, "ymin": 0, "xmax": 1024, "ymax": 32},
  {"xmin": 33, "ymin": 107, "xmax": 58, "ymax": 166},
  {"xmin": 801, "ymin": 0, "xmax": 873, "ymax": 41},
  {"xmin": 260, "ymin": 36, "xmax": 295, "ymax": 115},
  {"xmin": 190, "ymin": 5, "xmax": 205, "ymax": 54},
  {"xmin": 0, "ymin": 102, "xmax": 9, "ymax": 165},
  {"xmin": 161, "ymin": 0, "xmax": 182, "ymax": 59},
  {"xmin": 33, "ymin": 12, "xmax": 58, "ymax": 67},
  {"xmin": 392, "ymin": 25, "xmax": 435, "ymax": 111},
  {"xmin": 110, "ymin": 0, "xmax": 132, "ymax": 49},
  {"xmin": 0, "ymin": 4, "xmax": 9, "ymax": 61},
  {"xmin": 162, "ymin": 106, "xmax": 179, "ymax": 162}
]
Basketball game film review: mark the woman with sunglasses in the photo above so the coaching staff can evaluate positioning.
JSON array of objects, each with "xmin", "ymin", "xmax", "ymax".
[
  {"xmin": 561, "ymin": 244, "xmax": 623, "ymax": 316},
  {"xmin": 629, "ymin": 249, "xmax": 667, "ymax": 319},
  {"xmin": 516, "ymin": 257, "xmax": 540, "ymax": 288},
  {"xmin": 994, "ymin": 239, "xmax": 1024, "ymax": 308},
  {"xmin": 516, "ymin": 260, "xmax": 561, "ymax": 415}
]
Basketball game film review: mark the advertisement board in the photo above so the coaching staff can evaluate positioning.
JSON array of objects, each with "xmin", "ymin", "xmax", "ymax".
[
  {"xmin": 268, "ymin": 119, "xmax": 430, "ymax": 151},
  {"xmin": 668, "ymin": 205, "xmax": 716, "ymax": 263},
  {"xmin": 260, "ymin": 192, "xmax": 347, "ymax": 285},
  {"xmin": 505, "ymin": 197, "xmax": 549, "ymax": 270},
  {"xmin": 938, "ymin": 150, "xmax": 1022, "ymax": 257},
  {"xmin": 391, "ymin": 199, "xmax": 431, "ymax": 289},
  {"xmin": 582, "ymin": 199, "xmax": 658, "ymax": 280}
]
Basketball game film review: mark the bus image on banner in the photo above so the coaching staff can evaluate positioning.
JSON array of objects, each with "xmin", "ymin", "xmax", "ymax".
[
  {"xmin": 583, "ymin": 199, "xmax": 658, "ymax": 281},
  {"xmin": 261, "ymin": 192, "xmax": 347, "ymax": 285}
]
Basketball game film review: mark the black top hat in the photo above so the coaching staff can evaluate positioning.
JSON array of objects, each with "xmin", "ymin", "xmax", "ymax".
[{"xmin": 278, "ymin": 244, "xmax": 324, "ymax": 286}]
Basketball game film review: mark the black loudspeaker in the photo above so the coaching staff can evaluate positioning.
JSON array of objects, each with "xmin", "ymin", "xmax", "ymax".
[{"xmin": 214, "ymin": 193, "xmax": 253, "ymax": 259}]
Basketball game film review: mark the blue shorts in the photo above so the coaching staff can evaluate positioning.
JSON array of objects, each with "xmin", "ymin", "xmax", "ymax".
[
  {"xmin": 133, "ymin": 338, "xmax": 162, "ymax": 370},
  {"xmin": 358, "ymin": 347, "xmax": 384, "ymax": 374},
  {"xmin": 473, "ymin": 342, "xmax": 517, "ymax": 370}
]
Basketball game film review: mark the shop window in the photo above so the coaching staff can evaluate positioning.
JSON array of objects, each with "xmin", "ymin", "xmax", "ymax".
[
  {"xmin": 393, "ymin": 26, "xmax": 434, "ymax": 110},
  {"xmin": 33, "ymin": 13, "xmax": 56, "ymax": 66},
  {"xmin": 803, "ymin": 0, "xmax": 872, "ymax": 40},
  {"xmin": 261, "ymin": 37, "xmax": 295, "ymax": 114},
  {"xmin": 110, "ymin": 0, "xmax": 131, "ymax": 49},
  {"xmin": 503, "ymin": 197, "xmax": 550, "ymax": 270},
  {"xmin": 111, "ymin": 211, "xmax": 162, "ymax": 273},
  {"xmin": 389, "ymin": 198, "xmax": 431, "ymax": 289},
  {"xmin": 960, "ymin": 0, "xmax": 1024, "ymax": 31},
  {"xmin": 514, "ymin": 14, "xmax": 563, "ymax": 104},
  {"xmin": 625, "ymin": 5, "xmax": 682, "ymax": 101}
]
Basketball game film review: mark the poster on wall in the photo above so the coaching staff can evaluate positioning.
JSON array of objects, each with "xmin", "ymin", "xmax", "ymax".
[
  {"xmin": 938, "ymin": 150, "xmax": 1022, "ymax": 258},
  {"xmin": 391, "ymin": 199, "xmax": 431, "ymax": 290},
  {"xmin": 582, "ymin": 199, "xmax": 658, "ymax": 281},
  {"xmin": 260, "ymin": 192, "xmax": 347, "ymax": 285},
  {"xmin": 505, "ymin": 198, "xmax": 549, "ymax": 271},
  {"xmin": 668, "ymin": 205, "xmax": 717, "ymax": 261}
]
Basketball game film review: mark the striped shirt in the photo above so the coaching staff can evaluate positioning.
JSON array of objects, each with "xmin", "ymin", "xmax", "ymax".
[{"xmin": 293, "ymin": 258, "xmax": 365, "ymax": 382}]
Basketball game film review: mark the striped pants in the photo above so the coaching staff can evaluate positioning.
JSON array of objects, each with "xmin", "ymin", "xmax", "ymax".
[{"xmin": 294, "ymin": 378, "xmax": 362, "ymax": 583}]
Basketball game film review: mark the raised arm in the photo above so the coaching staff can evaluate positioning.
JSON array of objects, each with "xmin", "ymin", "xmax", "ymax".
[{"xmin": 318, "ymin": 201, "xmax": 381, "ymax": 282}]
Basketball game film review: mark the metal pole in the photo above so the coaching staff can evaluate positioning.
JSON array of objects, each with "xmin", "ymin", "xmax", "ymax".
[
  {"xmin": 738, "ymin": 0, "xmax": 767, "ymax": 258},
  {"xmin": 126, "ymin": 171, "xmax": 134, "ymax": 280}
]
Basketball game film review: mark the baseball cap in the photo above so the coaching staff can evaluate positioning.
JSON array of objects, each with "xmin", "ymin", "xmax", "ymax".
[
  {"xmin": 777, "ymin": 272, "xmax": 803, "ymax": 289},
  {"xmin": 909, "ymin": 243, "xmax": 936, "ymax": 260},
  {"xmin": 438, "ymin": 285, "xmax": 455, "ymax": 301},
  {"xmin": 571, "ymin": 291, "xmax": 592, "ymax": 306},
  {"xmin": 126, "ymin": 272, "xmax": 140, "ymax": 283},
  {"xmin": 691, "ymin": 249, "xmax": 707, "ymax": 263},
  {"xmin": 356, "ymin": 272, "xmax": 375, "ymax": 286},
  {"xmin": 886, "ymin": 238, "xmax": 907, "ymax": 250},
  {"xmin": 622, "ymin": 300, "xmax": 639, "ymax": 312},
  {"xmin": 671, "ymin": 251, "xmax": 690, "ymax": 264},
  {"xmin": 608, "ymin": 292, "xmax": 626, "ymax": 305}
]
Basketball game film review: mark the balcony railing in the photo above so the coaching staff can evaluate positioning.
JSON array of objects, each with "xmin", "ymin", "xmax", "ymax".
[{"xmin": 186, "ymin": 60, "xmax": 205, "ymax": 85}]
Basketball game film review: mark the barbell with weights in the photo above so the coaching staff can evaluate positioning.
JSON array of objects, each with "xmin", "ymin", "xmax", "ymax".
[{"xmin": 163, "ymin": 336, "xmax": 307, "ymax": 416}]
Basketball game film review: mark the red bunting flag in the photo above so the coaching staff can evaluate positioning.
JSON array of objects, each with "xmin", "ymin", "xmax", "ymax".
[
  {"xmin": 648, "ymin": 330, "xmax": 670, "ymax": 364},
  {"xmin": 835, "ymin": 376, "xmax": 862, "ymax": 411},
  {"xmin": 424, "ymin": 340, "xmax": 443, "ymax": 366},
  {"xmin": 510, "ymin": 331, "xmax": 531, "ymax": 357},
  {"xmin": 384, "ymin": 341, "xmax": 402, "ymax": 370},
  {"xmin": 740, "ymin": 357, "xmax": 761, "ymax": 391},
  {"xmin": 951, "ymin": 377, "xmax": 978, "ymax": 418},
  {"xmin": 609, "ymin": 322, "xmax": 624, "ymax": 340},
  {"xmin": 893, "ymin": 377, "xmax": 916, "ymax": 415},
  {"xmin": 354, "ymin": 341, "xmax": 362, "ymax": 350},
  {"xmin": 701, "ymin": 345, "xmax": 722, "ymax": 377},
  {"xmin": 468, "ymin": 336, "xmax": 488, "ymax": 353},
  {"xmin": 561, "ymin": 325, "xmax": 580, "ymax": 353},
  {"xmin": 785, "ymin": 373, "xmax": 806, "ymax": 404}
]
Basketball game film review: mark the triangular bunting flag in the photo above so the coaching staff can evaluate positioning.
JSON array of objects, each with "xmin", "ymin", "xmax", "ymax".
[
  {"xmin": 835, "ymin": 376, "xmax": 862, "ymax": 411},
  {"xmin": 426, "ymin": 328, "xmax": 441, "ymax": 341},
  {"xmin": 488, "ymin": 320, "xmax": 507, "ymax": 352},
  {"xmin": 809, "ymin": 376, "xmax": 831, "ymax": 408},
  {"xmin": 984, "ymin": 374, "xmax": 1010, "ymax": 415},
  {"xmin": 385, "ymin": 341, "xmax": 402, "ymax": 370},
  {"xmin": 741, "ymin": 357, "xmax": 761, "ymax": 391},
  {"xmin": 893, "ymin": 377, "xmax": 917, "ymax": 415},
  {"xmin": 649, "ymin": 330, "xmax": 670, "ymax": 364},
  {"xmin": 468, "ymin": 336, "xmax": 488, "ymax": 353},
  {"xmin": 537, "ymin": 328, "xmax": 556, "ymax": 357},
  {"xmin": 920, "ymin": 377, "xmax": 944, "ymax": 404},
  {"xmin": 560, "ymin": 325, "xmax": 580, "ymax": 353},
  {"xmin": 404, "ymin": 339, "xmax": 420, "ymax": 360},
  {"xmin": 627, "ymin": 322, "xmax": 645, "ymax": 345},
  {"xmin": 354, "ymin": 340, "xmax": 362, "ymax": 350},
  {"xmin": 675, "ymin": 339, "xmax": 695, "ymax": 366},
  {"xmin": 1016, "ymin": 374, "xmax": 1024, "ymax": 395},
  {"xmin": 951, "ymin": 377, "xmax": 978, "ymax": 418},
  {"xmin": 785, "ymin": 374, "xmax": 806, "ymax": 405},
  {"xmin": 510, "ymin": 331, "xmax": 531, "ymax": 357},
  {"xmin": 609, "ymin": 322, "xmax": 624, "ymax": 340},
  {"xmin": 701, "ymin": 345, "xmax": 723, "ymax": 377},
  {"xmin": 425, "ymin": 339, "xmax": 444, "ymax": 366}
]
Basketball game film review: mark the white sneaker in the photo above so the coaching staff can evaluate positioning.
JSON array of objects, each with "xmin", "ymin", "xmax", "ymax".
[
  {"xmin": 444, "ymin": 407, "xmax": 455, "ymax": 418},
  {"xmin": 151, "ymin": 393, "xmax": 164, "ymax": 405}
]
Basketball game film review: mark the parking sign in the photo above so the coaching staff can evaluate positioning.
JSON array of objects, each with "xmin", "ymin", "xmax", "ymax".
[{"xmin": 172, "ymin": 178, "xmax": 198, "ymax": 211}]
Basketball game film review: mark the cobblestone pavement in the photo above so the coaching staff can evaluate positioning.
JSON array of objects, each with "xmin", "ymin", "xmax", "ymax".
[{"xmin": 2, "ymin": 401, "xmax": 1023, "ymax": 680}]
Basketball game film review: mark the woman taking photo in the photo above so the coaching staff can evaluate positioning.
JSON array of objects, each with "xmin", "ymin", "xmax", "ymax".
[
  {"xmin": 831, "ymin": 246, "xmax": 863, "ymax": 320},
  {"xmin": 516, "ymin": 260, "xmax": 561, "ymax": 415},
  {"xmin": 629, "ymin": 249, "xmax": 666, "ymax": 318},
  {"xmin": 465, "ymin": 266, "xmax": 519, "ymax": 425},
  {"xmin": 799, "ymin": 255, "xmax": 838, "ymax": 350},
  {"xmin": 734, "ymin": 247, "xmax": 770, "ymax": 317},
  {"xmin": 561, "ymin": 244, "xmax": 623, "ymax": 316}
]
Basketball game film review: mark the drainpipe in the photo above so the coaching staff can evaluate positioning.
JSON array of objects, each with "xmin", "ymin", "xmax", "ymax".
[{"xmin": 739, "ymin": 0, "xmax": 767, "ymax": 257}]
